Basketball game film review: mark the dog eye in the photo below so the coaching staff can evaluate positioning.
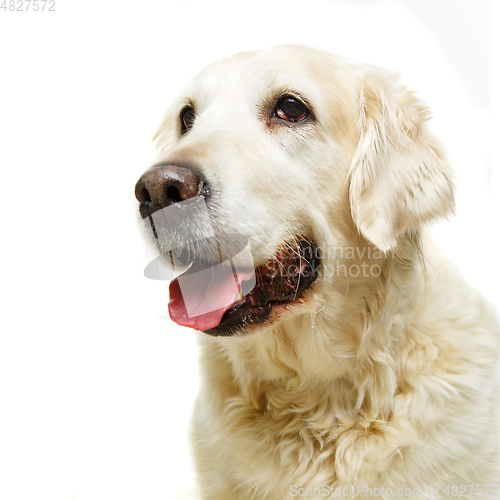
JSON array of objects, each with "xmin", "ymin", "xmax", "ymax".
[
  {"xmin": 180, "ymin": 107, "xmax": 196, "ymax": 134},
  {"xmin": 275, "ymin": 97, "xmax": 309, "ymax": 122}
]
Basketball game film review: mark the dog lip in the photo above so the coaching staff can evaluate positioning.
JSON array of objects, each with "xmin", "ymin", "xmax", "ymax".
[
  {"xmin": 202, "ymin": 239, "xmax": 320, "ymax": 336},
  {"xmin": 203, "ymin": 304, "xmax": 272, "ymax": 337}
]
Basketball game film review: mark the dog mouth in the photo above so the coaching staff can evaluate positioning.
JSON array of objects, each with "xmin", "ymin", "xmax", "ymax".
[{"xmin": 167, "ymin": 239, "xmax": 320, "ymax": 336}]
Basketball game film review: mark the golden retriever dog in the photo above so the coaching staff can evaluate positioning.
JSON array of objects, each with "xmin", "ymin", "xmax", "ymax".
[{"xmin": 135, "ymin": 45, "xmax": 500, "ymax": 498}]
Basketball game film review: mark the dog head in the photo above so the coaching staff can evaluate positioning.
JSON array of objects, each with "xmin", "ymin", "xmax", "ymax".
[{"xmin": 135, "ymin": 45, "xmax": 454, "ymax": 341}]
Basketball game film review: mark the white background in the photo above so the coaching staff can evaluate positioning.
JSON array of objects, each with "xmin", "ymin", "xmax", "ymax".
[{"xmin": 0, "ymin": 1, "xmax": 498, "ymax": 499}]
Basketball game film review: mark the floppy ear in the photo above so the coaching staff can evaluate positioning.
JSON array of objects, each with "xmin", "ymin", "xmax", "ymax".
[{"xmin": 348, "ymin": 69, "xmax": 455, "ymax": 251}]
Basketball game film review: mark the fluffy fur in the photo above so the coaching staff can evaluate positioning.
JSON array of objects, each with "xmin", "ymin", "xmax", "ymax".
[{"xmin": 146, "ymin": 45, "xmax": 500, "ymax": 498}]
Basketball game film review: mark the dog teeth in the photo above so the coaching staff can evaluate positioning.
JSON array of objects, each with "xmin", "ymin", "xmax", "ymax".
[{"xmin": 237, "ymin": 286, "xmax": 243, "ymax": 301}]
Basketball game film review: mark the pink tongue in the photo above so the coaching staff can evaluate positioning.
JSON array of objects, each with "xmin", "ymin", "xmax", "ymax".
[{"xmin": 168, "ymin": 267, "xmax": 254, "ymax": 330}]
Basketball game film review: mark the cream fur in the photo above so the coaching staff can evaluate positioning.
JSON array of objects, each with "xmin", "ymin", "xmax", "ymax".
[{"xmin": 147, "ymin": 45, "xmax": 500, "ymax": 498}]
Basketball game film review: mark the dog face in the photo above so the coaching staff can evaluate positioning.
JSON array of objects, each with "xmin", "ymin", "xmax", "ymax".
[{"xmin": 135, "ymin": 45, "xmax": 454, "ymax": 339}]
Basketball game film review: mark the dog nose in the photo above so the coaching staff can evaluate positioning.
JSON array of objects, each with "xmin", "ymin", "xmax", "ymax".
[{"xmin": 135, "ymin": 164, "xmax": 205, "ymax": 218}]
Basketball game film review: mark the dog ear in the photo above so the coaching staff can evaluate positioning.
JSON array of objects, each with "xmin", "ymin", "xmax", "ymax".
[{"xmin": 348, "ymin": 69, "xmax": 455, "ymax": 251}]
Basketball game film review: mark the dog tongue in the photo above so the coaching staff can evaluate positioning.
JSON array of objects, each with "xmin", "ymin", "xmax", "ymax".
[{"xmin": 168, "ymin": 268, "xmax": 253, "ymax": 330}]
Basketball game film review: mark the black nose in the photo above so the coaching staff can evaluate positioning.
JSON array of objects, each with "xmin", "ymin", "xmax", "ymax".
[{"xmin": 135, "ymin": 164, "xmax": 205, "ymax": 218}]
